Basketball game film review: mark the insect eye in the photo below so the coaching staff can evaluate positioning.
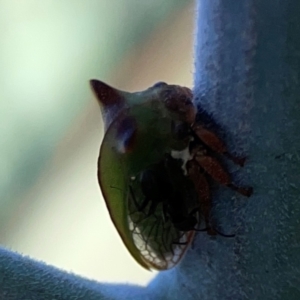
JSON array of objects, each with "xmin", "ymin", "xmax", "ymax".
[{"xmin": 152, "ymin": 81, "xmax": 167, "ymax": 88}]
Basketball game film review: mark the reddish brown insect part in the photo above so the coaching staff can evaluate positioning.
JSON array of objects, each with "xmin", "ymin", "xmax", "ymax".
[
  {"xmin": 161, "ymin": 85, "xmax": 196, "ymax": 124},
  {"xmin": 192, "ymin": 125, "xmax": 227, "ymax": 153},
  {"xmin": 194, "ymin": 152, "xmax": 252, "ymax": 197},
  {"xmin": 192, "ymin": 124, "xmax": 246, "ymax": 167},
  {"xmin": 195, "ymin": 154, "xmax": 231, "ymax": 186},
  {"xmin": 187, "ymin": 161, "xmax": 211, "ymax": 227}
]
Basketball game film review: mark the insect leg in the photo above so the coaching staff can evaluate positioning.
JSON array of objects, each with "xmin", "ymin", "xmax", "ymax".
[
  {"xmin": 187, "ymin": 160, "xmax": 211, "ymax": 229},
  {"xmin": 192, "ymin": 124, "xmax": 245, "ymax": 166},
  {"xmin": 187, "ymin": 160, "xmax": 236, "ymax": 237},
  {"xmin": 195, "ymin": 226, "xmax": 235, "ymax": 237},
  {"xmin": 193, "ymin": 151, "xmax": 253, "ymax": 197}
]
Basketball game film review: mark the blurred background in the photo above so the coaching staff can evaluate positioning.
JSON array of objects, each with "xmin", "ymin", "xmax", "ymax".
[{"xmin": 0, "ymin": 0, "xmax": 194, "ymax": 286}]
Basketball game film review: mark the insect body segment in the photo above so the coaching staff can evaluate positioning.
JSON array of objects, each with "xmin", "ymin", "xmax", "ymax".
[{"xmin": 90, "ymin": 80, "xmax": 252, "ymax": 271}]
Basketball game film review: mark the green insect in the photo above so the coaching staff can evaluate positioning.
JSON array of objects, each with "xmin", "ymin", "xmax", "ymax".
[{"xmin": 90, "ymin": 80, "xmax": 252, "ymax": 270}]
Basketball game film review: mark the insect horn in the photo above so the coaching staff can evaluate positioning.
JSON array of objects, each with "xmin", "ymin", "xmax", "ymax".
[
  {"xmin": 90, "ymin": 79, "xmax": 128, "ymax": 129},
  {"xmin": 90, "ymin": 79, "xmax": 126, "ymax": 107}
]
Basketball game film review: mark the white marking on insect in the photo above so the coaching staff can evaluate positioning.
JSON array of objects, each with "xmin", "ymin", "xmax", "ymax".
[{"xmin": 171, "ymin": 143, "xmax": 193, "ymax": 175}]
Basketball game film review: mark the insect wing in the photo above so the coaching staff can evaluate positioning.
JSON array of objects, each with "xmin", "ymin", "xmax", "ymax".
[
  {"xmin": 98, "ymin": 115, "xmax": 151, "ymax": 270},
  {"xmin": 128, "ymin": 177, "xmax": 195, "ymax": 270}
]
